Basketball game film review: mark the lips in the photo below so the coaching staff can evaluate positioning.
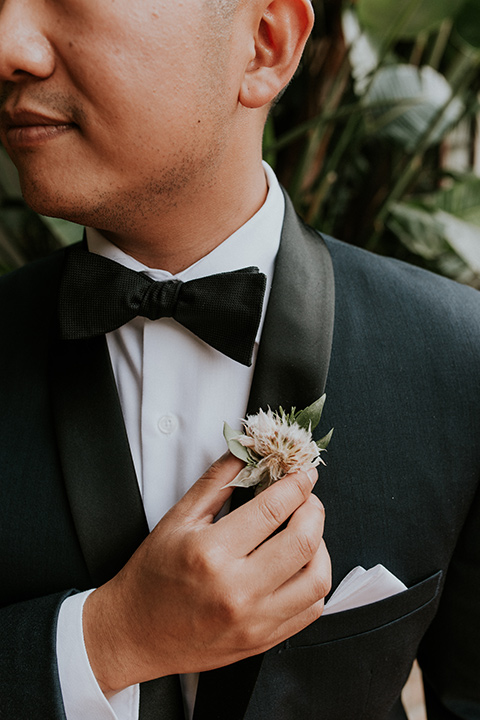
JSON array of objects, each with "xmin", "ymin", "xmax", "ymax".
[{"xmin": 1, "ymin": 109, "xmax": 76, "ymax": 149}]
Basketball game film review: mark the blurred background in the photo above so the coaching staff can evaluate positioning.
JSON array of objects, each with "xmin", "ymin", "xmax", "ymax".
[
  {"xmin": 1, "ymin": 0, "xmax": 480, "ymax": 286},
  {"xmin": 269, "ymin": 0, "xmax": 480, "ymax": 286}
]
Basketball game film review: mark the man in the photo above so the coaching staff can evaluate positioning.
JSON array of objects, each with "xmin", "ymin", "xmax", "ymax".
[{"xmin": 0, "ymin": 1, "xmax": 479, "ymax": 719}]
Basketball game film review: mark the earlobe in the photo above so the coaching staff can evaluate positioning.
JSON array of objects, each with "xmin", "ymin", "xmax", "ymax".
[{"xmin": 239, "ymin": 0, "xmax": 314, "ymax": 110}]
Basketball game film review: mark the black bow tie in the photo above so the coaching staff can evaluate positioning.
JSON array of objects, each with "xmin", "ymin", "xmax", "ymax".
[{"xmin": 58, "ymin": 244, "xmax": 267, "ymax": 366}]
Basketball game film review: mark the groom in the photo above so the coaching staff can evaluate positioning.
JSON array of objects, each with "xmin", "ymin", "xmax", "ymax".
[{"xmin": 1, "ymin": 1, "xmax": 480, "ymax": 719}]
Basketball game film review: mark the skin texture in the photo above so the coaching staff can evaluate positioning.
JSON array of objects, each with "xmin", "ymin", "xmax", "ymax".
[
  {"xmin": 0, "ymin": 0, "xmax": 245, "ymax": 269},
  {"xmin": 0, "ymin": 0, "xmax": 328, "ymax": 695},
  {"xmin": 0, "ymin": 0, "xmax": 313, "ymax": 271},
  {"xmin": 85, "ymin": 457, "xmax": 330, "ymax": 693}
]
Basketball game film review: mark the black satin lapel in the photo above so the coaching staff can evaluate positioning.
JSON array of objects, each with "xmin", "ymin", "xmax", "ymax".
[
  {"xmin": 247, "ymin": 189, "xmax": 335, "ymax": 415},
  {"xmin": 194, "ymin": 193, "xmax": 335, "ymax": 720},
  {"xmin": 50, "ymin": 332, "xmax": 148, "ymax": 587}
]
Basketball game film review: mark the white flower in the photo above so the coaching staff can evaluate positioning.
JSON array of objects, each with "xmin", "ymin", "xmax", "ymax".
[{"xmin": 223, "ymin": 396, "xmax": 333, "ymax": 494}]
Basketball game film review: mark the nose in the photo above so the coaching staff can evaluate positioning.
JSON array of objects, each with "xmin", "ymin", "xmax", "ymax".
[{"xmin": 0, "ymin": 0, "xmax": 55, "ymax": 83}]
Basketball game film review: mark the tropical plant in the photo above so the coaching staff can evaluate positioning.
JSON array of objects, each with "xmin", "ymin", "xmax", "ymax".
[{"xmin": 267, "ymin": 0, "xmax": 480, "ymax": 286}]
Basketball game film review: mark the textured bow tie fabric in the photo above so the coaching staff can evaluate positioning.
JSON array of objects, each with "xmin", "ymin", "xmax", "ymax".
[{"xmin": 58, "ymin": 245, "xmax": 267, "ymax": 366}]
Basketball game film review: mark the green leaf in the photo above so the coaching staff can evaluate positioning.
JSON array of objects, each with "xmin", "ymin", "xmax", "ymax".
[
  {"xmin": 295, "ymin": 394, "xmax": 326, "ymax": 431},
  {"xmin": 387, "ymin": 202, "xmax": 450, "ymax": 259},
  {"xmin": 455, "ymin": 0, "xmax": 480, "ymax": 49},
  {"xmin": 317, "ymin": 428, "xmax": 334, "ymax": 451},
  {"xmin": 364, "ymin": 65, "xmax": 464, "ymax": 151},
  {"xmin": 358, "ymin": 0, "xmax": 467, "ymax": 40},
  {"xmin": 426, "ymin": 174, "xmax": 480, "ymax": 223},
  {"xmin": 387, "ymin": 199, "xmax": 480, "ymax": 278},
  {"xmin": 435, "ymin": 210, "xmax": 480, "ymax": 273},
  {"xmin": 223, "ymin": 422, "xmax": 251, "ymax": 463}
]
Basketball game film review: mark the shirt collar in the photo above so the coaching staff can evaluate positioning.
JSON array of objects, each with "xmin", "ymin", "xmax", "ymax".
[{"xmin": 86, "ymin": 162, "xmax": 285, "ymax": 342}]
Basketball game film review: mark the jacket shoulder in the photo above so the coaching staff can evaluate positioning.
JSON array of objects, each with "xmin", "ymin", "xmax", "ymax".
[{"xmin": 323, "ymin": 233, "xmax": 480, "ymax": 331}]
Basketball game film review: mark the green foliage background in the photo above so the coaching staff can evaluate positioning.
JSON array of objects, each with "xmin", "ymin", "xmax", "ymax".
[{"xmin": 1, "ymin": 0, "xmax": 480, "ymax": 284}]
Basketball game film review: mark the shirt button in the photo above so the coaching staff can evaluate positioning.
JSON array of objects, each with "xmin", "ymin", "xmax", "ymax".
[{"xmin": 158, "ymin": 414, "xmax": 179, "ymax": 435}]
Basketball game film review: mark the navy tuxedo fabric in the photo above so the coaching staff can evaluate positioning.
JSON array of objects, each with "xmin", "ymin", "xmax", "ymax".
[{"xmin": 1, "ymin": 195, "xmax": 480, "ymax": 719}]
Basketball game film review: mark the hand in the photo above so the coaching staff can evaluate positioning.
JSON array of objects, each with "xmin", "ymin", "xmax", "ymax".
[{"xmin": 83, "ymin": 453, "xmax": 331, "ymax": 695}]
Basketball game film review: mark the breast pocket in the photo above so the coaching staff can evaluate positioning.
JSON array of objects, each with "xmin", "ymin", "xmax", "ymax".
[{"xmin": 247, "ymin": 571, "xmax": 443, "ymax": 720}]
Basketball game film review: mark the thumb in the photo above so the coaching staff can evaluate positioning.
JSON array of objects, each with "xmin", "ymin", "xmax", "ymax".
[{"xmin": 175, "ymin": 452, "xmax": 245, "ymax": 521}]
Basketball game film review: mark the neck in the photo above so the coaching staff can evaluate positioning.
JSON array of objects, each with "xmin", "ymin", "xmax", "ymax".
[{"xmin": 98, "ymin": 160, "xmax": 268, "ymax": 274}]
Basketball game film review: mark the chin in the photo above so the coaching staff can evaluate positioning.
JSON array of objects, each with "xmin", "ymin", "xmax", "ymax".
[{"xmin": 19, "ymin": 178, "xmax": 93, "ymax": 226}]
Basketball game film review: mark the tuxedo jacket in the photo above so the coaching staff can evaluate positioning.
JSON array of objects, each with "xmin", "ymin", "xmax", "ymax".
[{"xmin": 1, "ymin": 194, "xmax": 480, "ymax": 720}]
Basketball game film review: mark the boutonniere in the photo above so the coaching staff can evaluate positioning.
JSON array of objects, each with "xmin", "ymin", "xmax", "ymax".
[{"xmin": 223, "ymin": 395, "xmax": 333, "ymax": 495}]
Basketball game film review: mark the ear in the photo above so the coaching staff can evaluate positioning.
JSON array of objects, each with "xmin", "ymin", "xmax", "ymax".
[{"xmin": 239, "ymin": 0, "xmax": 314, "ymax": 109}]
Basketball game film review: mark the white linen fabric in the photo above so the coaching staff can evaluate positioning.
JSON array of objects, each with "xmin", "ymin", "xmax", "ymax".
[{"xmin": 56, "ymin": 163, "xmax": 285, "ymax": 720}]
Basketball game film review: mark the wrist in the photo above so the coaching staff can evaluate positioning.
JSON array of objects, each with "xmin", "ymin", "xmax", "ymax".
[{"xmin": 83, "ymin": 581, "xmax": 138, "ymax": 696}]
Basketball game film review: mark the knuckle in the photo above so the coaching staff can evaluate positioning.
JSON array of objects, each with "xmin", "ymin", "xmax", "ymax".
[
  {"xmin": 215, "ymin": 589, "xmax": 246, "ymax": 626},
  {"xmin": 294, "ymin": 530, "xmax": 318, "ymax": 561},
  {"xmin": 258, "ymin": 494, "xmax": 287, "ymax": 528},
  {"xmin": 184, "ymin": 537, "xmax": 219, "ymax": 578}
]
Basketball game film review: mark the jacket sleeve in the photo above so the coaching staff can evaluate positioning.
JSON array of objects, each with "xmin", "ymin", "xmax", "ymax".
[
  {"xmin": 418, "ymin": 480, "xmax": 480, "ymax": 719},
  {"xmin": 0, "ymin": 591, "xmax": 72, "ymax": 719}
]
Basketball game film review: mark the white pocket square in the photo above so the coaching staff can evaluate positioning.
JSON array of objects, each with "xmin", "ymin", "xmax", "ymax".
[{"xmin": 323, "ymin": 564, "xmax": 407, "ymax": 615}]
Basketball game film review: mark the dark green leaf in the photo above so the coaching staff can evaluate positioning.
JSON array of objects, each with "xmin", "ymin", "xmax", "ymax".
[
  {"xmin": 295, "ymin": 394, "xmax": 326, "ymax": 431},
  {"xmin": 317, "ymin": 428, "xmax": 334, "ymax": 451}
]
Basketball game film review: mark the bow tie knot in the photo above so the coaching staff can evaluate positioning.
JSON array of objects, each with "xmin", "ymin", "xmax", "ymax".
[
  {"xmin": 139, "ymin": 278, "xmax": 183, "ymax": 321},
  {"xmin": 58, "ymin": 244, "xmax": 267, "ymax": 367}
]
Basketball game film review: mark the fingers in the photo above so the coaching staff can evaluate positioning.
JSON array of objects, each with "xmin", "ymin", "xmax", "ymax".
[
  {"xmin": 174, "ymin": 453, "xmax": 244, "ymax": 520},
  {"xmin": 249, "ymin": 493, "xmax": 326, "ymax": 592},
  {"xmin": 218, "ymin": 467, "xmax": 318, "ymax": 556},
  {"xmin": 233, "ymin": 536, "xmax": 331, "ymax": 657},
  {"xmin": 262, "ymin": 596, "xmax": 327, "ymax": 653},
  {"xmin": 269, "ymin": 537, "xmax": 331, "ymax": 620}
]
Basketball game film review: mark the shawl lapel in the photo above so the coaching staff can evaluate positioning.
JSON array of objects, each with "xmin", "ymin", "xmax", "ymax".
[
  {"xmin": 50, "ymin": 250, "xmax": 149, "ymax": 587},
  {"xmin": 50, "ymin": 319, "xmax": 185, "ymax": 718},
  {"xmin": 193, "ymin": 193, "xmax": 335, "ymax": 720}
]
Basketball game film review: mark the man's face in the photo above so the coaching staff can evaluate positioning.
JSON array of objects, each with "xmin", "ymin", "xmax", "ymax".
[{"xmin": 0, "ymin": 0, "xmax": 238, "ymax": 231}]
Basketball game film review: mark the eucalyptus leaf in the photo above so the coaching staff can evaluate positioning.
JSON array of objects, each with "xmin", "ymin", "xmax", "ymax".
[
  {"xmin": 223, "ymin": 422, "xmax": 251, "ymax": 463},
  {"xmin": 295, "ymin": 394, "xmax": 326, "ymax": 431},
  {"xmin": 224, "ymin": 465, "xmax": 262, "ymax": 489},
  {"xmin": 317, "ymin": 428, "xmax": 334, "ymax": 451}
]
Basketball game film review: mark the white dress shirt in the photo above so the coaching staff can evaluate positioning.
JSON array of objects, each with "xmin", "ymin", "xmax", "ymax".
[{"xmin": 56, "ymin": 163, "xmax": 285, "ymax": 720}]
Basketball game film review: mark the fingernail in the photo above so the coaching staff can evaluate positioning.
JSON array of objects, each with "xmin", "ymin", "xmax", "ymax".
[{"xmin": 307, "ymin": 468, "xmax": 318, "ymax": 487}]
